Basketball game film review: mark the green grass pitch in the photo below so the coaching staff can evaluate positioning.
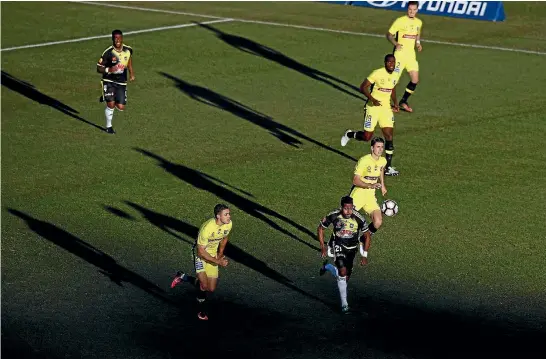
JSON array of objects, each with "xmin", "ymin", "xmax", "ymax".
[{"xmin": 2, "ymin": 2, "xmax": 545, "ymax": 359}]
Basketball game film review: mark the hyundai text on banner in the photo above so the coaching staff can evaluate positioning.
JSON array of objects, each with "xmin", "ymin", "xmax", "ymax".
[{"xmin": 327, "ymin": 1, "xmax": 506, "ymax": 22}]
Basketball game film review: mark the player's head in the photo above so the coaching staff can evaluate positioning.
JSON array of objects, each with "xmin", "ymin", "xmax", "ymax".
[
  {"xmin": 407, "ymin": 1, "xmax": 419, "ymax": 18},
  {"xmin": 370, "ymin": 137, "xmax": 385, "ymax": 157},
  {"xmin": 340, "ymin": 196, "xmax": 354, "ymax": 218},
  {"xmin": 384, "ymin": 54, "xmax": 396, "ymax": 73},
  {"xmin": 112, "ymin": 29, "xmax": 123, "ymax": 48},
  {"xmin": 214, "ymin": 203, "xmax": 231, "ymax": 224}
]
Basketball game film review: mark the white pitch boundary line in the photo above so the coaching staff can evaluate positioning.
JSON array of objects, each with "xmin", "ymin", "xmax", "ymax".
[
  {"xmin": 75, "ymin": 1, "xmax": 546, "ymax": 56},
  {"xmin": 0, "ymin": 18, "xmax": 233, "ymax": 52}
]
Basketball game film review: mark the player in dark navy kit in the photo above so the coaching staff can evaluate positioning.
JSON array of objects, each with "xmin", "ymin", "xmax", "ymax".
[
  {"xmin": 317, "ymin": 196, "xmax": 371, "ymax": 313},
  {"xmin": 96, "ymin": 29, "xmax": 135, "ymax": 134}
]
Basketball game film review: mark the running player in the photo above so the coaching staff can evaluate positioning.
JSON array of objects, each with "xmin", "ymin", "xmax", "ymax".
[
  {"xmin": 96, "ymin": 29, "xmax": 135, "ymax": 134},
  {"xmin": 349, "ymin": 137, "xmax": 388, "ymax": 237},
  {"xmin": 171, "ymin": 204, "xmax": 232, "ymax": 321},
  {"xmin": 318, "ymin": 196, "xmax": 371, "ymax": 314}
]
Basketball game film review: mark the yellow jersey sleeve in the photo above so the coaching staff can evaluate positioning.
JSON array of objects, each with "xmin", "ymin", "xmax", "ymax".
[
  {"xmin": 197, "ymin": 219, "xmax": 213, "ymax": 247},
  {"xmin": 354, "ymin": 156, "xmax": 370, "ymax": 177},
  {"xmin": 366, "ymin": 69, "xmax": 380, "ymax": 84},
  {"xmin": 388, "ymin": 17, "xmax": 403, "ymax": 35}
]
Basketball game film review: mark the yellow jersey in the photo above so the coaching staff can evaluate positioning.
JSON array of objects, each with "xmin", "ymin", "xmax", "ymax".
[
  {"xmin": 366, "ymin": 68, "xmax": 398, "ymax": 108},
  {"xmin": 196, "ymin": 218, "xmax": 232, "ymax": 256},
  {"xmin": 388, "ymin": 15, "xmax": 422, "ymax": 57},
  {"xmin": 351, "ymin": 154, "xmax": 387, "ymax": 196}
]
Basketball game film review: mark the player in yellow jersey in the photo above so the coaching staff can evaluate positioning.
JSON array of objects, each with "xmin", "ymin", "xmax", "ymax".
[
  {"xmin": 387, "ymin": 1, "xmax": 423, "ymax": 113},
  {"xmin": 341, "ymin": 54, "xmax": 400, "ymax": 176},
  {"xmin": 170, "ymin": 204, "xmax": 232, "ymax": 320},
  {"xmin": 96, "ymin": 29, "xmax": 135, "ymax": 134},
  {"xmin": 349, "ymin": 137, "xmax": 388, "ymax": 236}
]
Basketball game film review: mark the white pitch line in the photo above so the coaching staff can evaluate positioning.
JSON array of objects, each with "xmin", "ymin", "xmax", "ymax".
[
  {"xmin": 76, "ymin": 1, "xmax": 546, "ymax": 56},
  {"xmin": 0, "ymin": 18, "xmax": 233, "ymax": 52}
]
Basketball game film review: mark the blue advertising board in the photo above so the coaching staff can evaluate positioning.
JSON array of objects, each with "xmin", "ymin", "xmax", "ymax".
[{"xmin": 327, "ymin": 1, "xmax": 505, "ymax": 22}]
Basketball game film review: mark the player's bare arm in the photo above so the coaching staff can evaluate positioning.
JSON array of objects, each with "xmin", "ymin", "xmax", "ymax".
[
  {"xmin": 391, "ymin": 87, "xmax": 399, "ymax": 112},
  {"xmin": 353, "ymin": 174, "xmax": 382, "ymax": 190},
  {"xmin": 217, "ymin": 237, "xmax": 229, "ymax": 261},
  {"xmin": 317, "ymin": 225, "xmax": 328, "ymax": 258},
  {"xmin": 386, "ymin": 32, "xmax": 402, "ymax": 51},
  {"xmin": 416, "ymin": 31, "xmax": 422, "ymax": 52},
  {"xmin": 128, "ymin": 57, "xmax": 135, "ymax": 81},
  {"xmin": 359, "ymin": 231, "xmax": 372, "ymax": 266},
  {"xmin": 198, "ymin": 245, "xmax": 228, "ymax": 266},
  {"xmin": 379, "ymin": 167, "xmax": 387, "ymax": 196},
  {"xmin": 360, "ymin": 79, "xmax": 381, "ymax": 106}
]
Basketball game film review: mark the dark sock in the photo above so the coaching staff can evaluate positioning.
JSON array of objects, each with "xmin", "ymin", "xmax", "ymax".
[
  {"xmin": 346, "ymin": 131, "xmax": 368, "ymax": 141},
  {"xmin": 369, "ymin": 223, "xmax": 377, "ymax": 233},
  {"xmin": 197, "ymin": 288, "xmax": 207, "ymax": 313},
  {"xmin": 386, "ymin": 153, "xmax": 393, "ymax": 169},
  {"xmin": 385, "ymin": 140, "xmax": 394, "ymax": 168},
  {"xmin": 183, "ymin": 274, "xmax": 199, "ymax": 287},
  {"xmin": 401, "ymin": 82, "xmax": 417, "ymax": 103}
]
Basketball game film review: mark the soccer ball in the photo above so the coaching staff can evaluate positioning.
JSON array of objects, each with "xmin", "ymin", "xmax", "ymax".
[{"xmin": 381, "ymin": 199, "xmax": 399, "ymax": 217}]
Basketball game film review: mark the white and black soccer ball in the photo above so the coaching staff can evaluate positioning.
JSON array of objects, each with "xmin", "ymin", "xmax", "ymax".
[{"xmin": 381, "ymin": 199, "xmax": 399, "ymax": 217}]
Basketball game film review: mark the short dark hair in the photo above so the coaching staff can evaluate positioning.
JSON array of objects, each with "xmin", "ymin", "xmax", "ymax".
[
  {"xmin": 408, "ymin": 1, "xmax": 419, "ymax": 8},
  {"xmin": 112, "ymin": 29, "xmax": 123, "ymax": 40},
  {"xmin": 384, "ymin": 53, "xmax": 395, "ymax": 62},
  {"xmin": 371, "ymin": 137, "xmax": 385, "ymax": 146},
  {"xmin": 340, "ymin": 196, "xmax": 354, "ymax": 206},
  {"xmin": 214, "ymin": 203, "xmax": 229, "ymax": 217}
]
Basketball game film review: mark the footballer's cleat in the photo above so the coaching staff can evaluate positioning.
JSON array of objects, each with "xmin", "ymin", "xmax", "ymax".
[
  {"xmin": 341, "ymin": 305, "xmax": 350, "ymax": 314},
  {"xmin": 385, "ymin": 166, "xmax": 400, "ymax": 176},
  {"xmin": 106, "ymin": 126, "xmax": 116, "ymax": 134},
  {"xmin": 399, "ymin": 101, "xmax": 413, "ymax": 113},
  {"xmin": 197, "ymin": 311, "xmax": 209, "ymax": 321},
  {"xmin": 319, "ymin": 259, "xmax": 329, "ymax": 276},
  {"xmin": 170, "ymin": 271, "xmax": 186, "ymax": 288},
  {"xmin": 341, "ymin": 129, "xmax": 352, "ymax": 147}
]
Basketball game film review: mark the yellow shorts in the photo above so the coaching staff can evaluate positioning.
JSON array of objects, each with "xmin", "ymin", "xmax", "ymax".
[
  {"xmin": 350, "ymin": 188, "xmax": 380, "ymax": 215},
  {"xmin": 194, "ymin": 250, "xmax": 219, "ymax": 278},
  {"xmin": 364, "ymin": 105, "xmax": 394, "ymax": 132},
  {"xmin": 394, "ymin": 52, "xmax": 419, "ymax": 74}
]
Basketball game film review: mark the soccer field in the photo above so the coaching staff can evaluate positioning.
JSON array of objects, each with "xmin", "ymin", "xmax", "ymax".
[{"xmin": 2, "ymin": 2, "xmax": 546, "ymax": 358}]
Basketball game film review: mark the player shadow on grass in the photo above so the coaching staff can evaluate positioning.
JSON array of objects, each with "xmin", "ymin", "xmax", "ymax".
[
  {"xmin": 104, "ymin": 202, "xmax": 334, "ymax": 309},
  {"xmin": 343, "ymin": 293, "xmax": 546, "ymax": 359},
  {"xmin": 160, "ymin": 72, "xmax": 357, "ymax": 162},
  {"xmin": 7, "ymin": 208, "xmax": 178, "ymax": 307},
  {"xmin": 196, "ymin": 22, "xmax": 364, "ymax": 102},
  {"xmin": 134, "ymin": 148, "xmax": 320, "ymax": 251},
  {"xmin": 1, "ymin": 71, "xmax": 105, "ymax": 132}
]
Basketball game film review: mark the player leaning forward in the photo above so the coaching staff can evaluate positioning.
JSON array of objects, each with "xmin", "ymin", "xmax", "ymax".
[
  {"xmin": 350, "ymin": 137, "xmax": 388, "ymax": 236},
  {"xmin": 387, "ymin": 1, "xmax": 423, "ymax": 113},
  {"xmin": 96, "ymin": 29, "xmax": 135, "ymax": 134},
  {"xmin": 171, "ymin": 204, "xmax": 232, "ymax": 321},
  {"xmin": 318, "ymin": 196, "xmax": 371, "ymax": 314}
]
